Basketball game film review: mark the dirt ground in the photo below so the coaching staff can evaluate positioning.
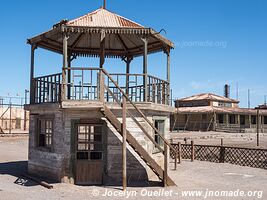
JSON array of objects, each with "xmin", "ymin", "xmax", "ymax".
[{"xmin": 0, "ymin": 135, "xmax": 266, "ymax": 200}]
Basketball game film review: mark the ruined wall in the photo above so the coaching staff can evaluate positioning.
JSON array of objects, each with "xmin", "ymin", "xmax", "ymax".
[{"xmin": 0, "ymin": 107, "xmax": 29, "ymax": 132}]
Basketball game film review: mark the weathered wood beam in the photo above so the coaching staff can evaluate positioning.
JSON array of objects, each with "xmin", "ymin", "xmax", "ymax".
[
  {"xmin": 142, "ymin": 37, "xmax": 148, "ymax": 102},
  {"xmin": 116, "ymin": 34, "xmax": 128, "ymax": 54},
  {"xmin": 70, "ymin": 33, "xmax": 84, "ymax": 50},
  {"xmin": 99, "ymin": 30, "xmax": 106, "ymax": 68},
  {"xmin": 62, "ymin": 33, "xmax": 68, "ymax": 101},
  {"xmin": 30, "ymin": 44, "xmax": 37, "ymax": 104},
  {"xmin": 166, "ymin": 48, "xmax": 171, "ymax": 105}
]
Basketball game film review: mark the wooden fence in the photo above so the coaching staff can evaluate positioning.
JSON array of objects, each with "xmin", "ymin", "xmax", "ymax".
[{"xmin": 170, "ymin": 143, "xmax": 267, "ymax": 170}]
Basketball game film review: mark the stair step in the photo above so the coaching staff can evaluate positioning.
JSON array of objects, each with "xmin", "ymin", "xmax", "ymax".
[{"xmin": 101, "ymin": 105, "xmax": 176, "ymax": 186}]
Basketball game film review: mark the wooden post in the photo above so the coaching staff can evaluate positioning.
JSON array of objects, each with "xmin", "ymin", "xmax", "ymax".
[
  {"xmin": 67, "ymin": 55, "xmax": 71, "ymax": 100},
  {"xmin": 257, "ymin": 109, "xmax": 260, "ymax": 147},
  {"xmin": 30, "ymin": 44, "xmax": 36, "ymax": 104},
  {"xmin": 125, "ymin": 56, "xmax": 132, "ymax": 96},
  {"xmin": 62, "ymin": 33, "xmax": 68, "ymax": 101},
  {"xmin": 9, "ymin": 101, "xmax": 12, "ymax": 134},
  {"xmin": 166, "ymin": 49, "xmax": 170, "ymax": 105},
  {"xmin": 122, "ymin": 96, "xmax": 127, "ymax": 191},
  {"xmin": 184, "ymin": 137, "xmax": 187, "ymax": 144},
  {"xmin": 142, "ymin": 38, "xmax": 148, "ymax": 102},
  {"xmin": 221, "ymin": 138, "xmax": 224, "ymax": 146},
  {"xmin": 99, "ymin": 71, "xmax": 105, "ymax": 102},
  {"xmin": 219, "ymin": 146, "xmax": 225, "ymax": 163},
  {"xmin": 100, "ymin": 30, "xmax": 106, "ymax": 68},
  {"xmin": 213, "ymin": 112, "xmax": 217, "ymax": 131},
  {"xmin": 191, "ymin": 140, "xmax": 194, "ymax": 162},
  {"xmin": 178, "ymin": 142, "xmax": 182, "ymax": 163},
  {"xmin": 24, "ymin": 89, "xmax": 29, "ymax": 131},
  {"xmin": 163, "ymin": 142, "xmax": 168, "ymax": 187}
]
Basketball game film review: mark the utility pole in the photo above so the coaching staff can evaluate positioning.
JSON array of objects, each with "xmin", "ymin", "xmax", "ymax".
[
  {"xmin": 24, "ymin": 89, "xmax": 29, "ymax": 131},
  {"xmin": 103, "ymin": 0, "xmax": 106, "ymax": 9},
  {"xmin": 248, "ymin": 89, "xmax": 250, "ymax": 108},
  {"xmin": 256, "ymin": 109, "xmax": 260, "ymax": 147}
]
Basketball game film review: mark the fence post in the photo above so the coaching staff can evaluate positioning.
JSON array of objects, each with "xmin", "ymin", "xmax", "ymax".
[
  {"xmin": 184, "ymin": 137, "xmax": 187, "ymax": 144},
  {"xmin": 178, "ymin": 142, "xmax": 182, "ymax": 163},
  {"xmin": 191, "ymin": 140, "xmax": 194, "ymax": 162},
  {"xmin": 219, "ymin": 147, "xmax": 225, "ymax": 163},
  {"xmin": 221, "ymin": 138, "xmax": 224, "ymax": 146}
]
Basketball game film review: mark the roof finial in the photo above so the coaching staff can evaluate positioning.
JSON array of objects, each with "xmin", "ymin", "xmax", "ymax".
[{"xmin": 103, "ymin": 0, "xmax": 106, "ymax": 9}]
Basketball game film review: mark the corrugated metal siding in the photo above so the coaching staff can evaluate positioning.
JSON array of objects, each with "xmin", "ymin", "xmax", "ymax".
[{"xmin": 67, "ymin": 8, "xmax": 143, "ymax": 28}]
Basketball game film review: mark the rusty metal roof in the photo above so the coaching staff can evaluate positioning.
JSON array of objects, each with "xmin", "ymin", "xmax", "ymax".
[
  {"xmin": 67, "ymin": 8, "xmax": 143, "ymax": 28},
  {"xmin": 177, "ymin": 93, "xmax": 239, "ymax": 103},
  {"xmin": 177, "ymin": 106, "xmax": 267, "ymax": 115}
]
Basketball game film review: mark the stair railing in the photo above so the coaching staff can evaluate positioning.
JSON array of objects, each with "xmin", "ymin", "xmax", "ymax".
[{"xmin": 100, "ymin": 69, "xmax": 178, "ymax": 170}]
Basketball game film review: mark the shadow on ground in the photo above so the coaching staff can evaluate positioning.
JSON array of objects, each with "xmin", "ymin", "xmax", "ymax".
[{"xmin": 0, "ymin": 161, "xmax": 57, "ymax": 187}]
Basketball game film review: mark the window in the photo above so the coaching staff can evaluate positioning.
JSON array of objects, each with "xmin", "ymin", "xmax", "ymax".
[
  {"xmin": 264, "ymin": 116, "xmax": 267, "ymax": 125},
  {"xmin": 77, "ymin": 124, "xmax": 103, "ymax": 160},
  {"xmin": 240, "ymin": 115, "xmax": 246, "ymax": 125},
  {"xmin": 218, "ymin": 102, "xmax": 232, "ymax": 107},
  {"xmin": 218, "ymin": 114, "xmax": 224, "ymax": 124},
  {"xmin": 251, "ymin": 116, "xmax": 257, "ymax": 124},
  {"xmin": 154, "ymin": 120, "xmax": 165, "ymax": 146},
  {"xmin": 15, "ymin": 118, "xmax": 21, "ymax": 129},
  {"xmin": 37, "ymin": 118, "xmax": 53, "ymax": 148},
  {"xmin": 229, "ymin": 115, "xmax": 236, "ymax": 124}
]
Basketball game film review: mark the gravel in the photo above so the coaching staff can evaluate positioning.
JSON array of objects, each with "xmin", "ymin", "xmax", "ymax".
[{"xmin": 0, "ymin": 136, "xmax": 266, "ymax": 200}]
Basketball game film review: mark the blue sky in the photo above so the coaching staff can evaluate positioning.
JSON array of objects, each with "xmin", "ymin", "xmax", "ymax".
[{"xmin": 0, "ymin": 0, "xmax": 266, "ymax": 107}]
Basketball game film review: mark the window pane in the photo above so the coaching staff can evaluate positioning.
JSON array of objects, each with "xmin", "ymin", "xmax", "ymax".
[
  {"xmin": 94, "ymin": 135, "xmax": 102, "ymax": 142},
  {"xmin": 77, "ymin": 152, "xmax": 88, "ymax": 160},
  {"xmin": 78, "ymin": 143, "xmax": 87, "ymax": 151},
  {"xmin": 93, "ymin": 126, "xmax": 102, "ymax": 134},
  {"xmin": 90, "ymin": 152, "xmax": 102, "ymax": 160},
  {"xmin": 39, "ymin": 134, "xmax": 45, "ymax": 147}
]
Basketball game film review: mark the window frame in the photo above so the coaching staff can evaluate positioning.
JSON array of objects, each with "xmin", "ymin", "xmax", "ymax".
[
  {"xmin": 35, "ymin": 115, "xmax": 54, "ymax": 151},
  {"xmin": 153, "ymin": 116, "xmax": 167, "ymax": 153},
  {"xmin": 76, "ymin": 124, "xmax": 103, "ymax": 161}
]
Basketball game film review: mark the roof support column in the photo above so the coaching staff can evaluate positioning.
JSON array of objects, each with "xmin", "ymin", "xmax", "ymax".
[
  {"xmin": 30, "ymin": 44, "xmax": 37, "ymax": 104},
  {"xmin": 62, "ymin": 33, "xmax": 68, "ymax": 102},
  {"xmin": 142, "ymin": 37, "xmax": 148, "ymax": 102},
  {"xmin": 99, "ymin": 30, "xmax": 106, "ymax": 102},
  {"xmin": 124, "ymin": 56, "xmax": 133, "ymax": 97},
  {"xmin": 165, "ymin": 48, "xmax": 171, "ymax": 105},
  {"xmin": 67, "ymin": 54, "xmax": 71, "ymax": 100},
  {"xmin": 99, "ymin": 30, "xmax": 106, "ymax": 68}
]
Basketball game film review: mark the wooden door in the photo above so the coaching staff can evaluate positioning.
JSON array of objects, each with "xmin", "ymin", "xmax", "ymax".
[{"xmin": 75, "ymin": 124, "xmax": 103, "ymax": 185}]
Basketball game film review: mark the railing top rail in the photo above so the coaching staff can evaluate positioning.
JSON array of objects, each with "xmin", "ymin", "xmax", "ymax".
[
  {"xmin": 148, "ymin": 74, "xmax": 170, "ymax": 83},
  {"xmin": 174, "ymin": 143, "xmax": 267, "ymax": 151},
  {"xmin": 101, "ymin": 68, "xmax": 175, "ymax": 152},
  {"xmin": 34, "ymin": 73, "xmax": 62, "ymax": 80},
  {"xmin": 109, "ymin": 73, "xmax": 145, "ymax": 77},
  {"xmin": 65, "ymin": 67, "xmax": 101, "ymax": 71}
]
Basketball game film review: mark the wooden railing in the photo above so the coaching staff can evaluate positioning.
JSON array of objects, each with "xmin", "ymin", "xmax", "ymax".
[
  {"xmin": 101, "ymin": 69, "xmax": 178, "ymax": 170},
  {"xmin": 34, "ymin": 73, "xmax": 61, "ymax": 104},
  {"xmin": 33, "ymin": 67, "xmax": 170, "ymax": 105},
  {"xmin": 170, "ymin": 143, "xmax": 267, "ymax": 170}
]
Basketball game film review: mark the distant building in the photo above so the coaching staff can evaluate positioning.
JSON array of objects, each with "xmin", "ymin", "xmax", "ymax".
[
  {"xmin": 0, "ymin": 107, "xmax": 29, "ymax": 133},
  {"xmin": 171, "ymin": 93, "xmax": 267, "ymax": 133}
]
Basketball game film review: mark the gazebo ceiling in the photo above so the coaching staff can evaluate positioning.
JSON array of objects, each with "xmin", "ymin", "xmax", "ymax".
[{"xmin": 28, "ymin": 8, "xmax": 174, "ymax": 58}]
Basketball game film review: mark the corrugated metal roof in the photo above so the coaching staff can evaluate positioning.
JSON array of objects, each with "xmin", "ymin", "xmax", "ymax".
[
  {"xmin": 177, "ymin": 93, "xmax": 239, "ymax": 103},
  {"xmin": 67, "ymin": 8, "xmax": 143, "ymax": 28},
  {"xmin": 177, "ymin": 106, "xmax": 267, "ymax": 115}
]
